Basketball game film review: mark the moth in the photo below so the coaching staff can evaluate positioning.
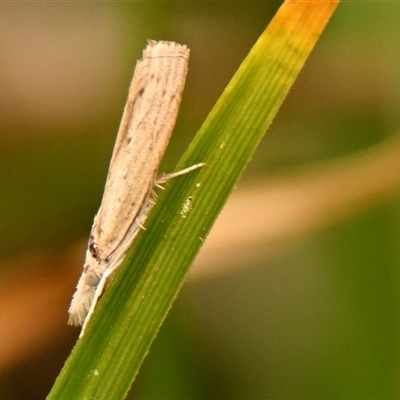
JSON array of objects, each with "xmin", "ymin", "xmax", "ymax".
[{"xmin": 68, "ymin": 40, "xmax": 202, "ymax": 335}]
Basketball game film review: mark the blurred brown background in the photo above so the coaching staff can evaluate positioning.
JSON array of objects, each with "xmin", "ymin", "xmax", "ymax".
[{"xmin": 1, "ymin": 2, "xmax": 400, "ymax": 399}]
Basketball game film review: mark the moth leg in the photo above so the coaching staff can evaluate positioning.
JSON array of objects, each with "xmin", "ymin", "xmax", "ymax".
[{"xmin": 155, "ymin": 162, "xmax": 204, "ymax": 188}]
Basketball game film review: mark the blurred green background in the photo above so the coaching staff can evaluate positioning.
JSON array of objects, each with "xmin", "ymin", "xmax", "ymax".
[{"xmin": 1, "ymin": 2, "xmax": 400, "ymax": 399}]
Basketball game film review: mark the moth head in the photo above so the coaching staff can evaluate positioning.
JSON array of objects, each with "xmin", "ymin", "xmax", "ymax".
[{"xmin": 84, "ymin": 268, "xmax": 101, "ymax": 287}]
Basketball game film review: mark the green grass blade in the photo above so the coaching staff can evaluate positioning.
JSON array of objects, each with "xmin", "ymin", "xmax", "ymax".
[{"xmin": 47, "ymin": 1, "xmax": 339, "ymax": 398}]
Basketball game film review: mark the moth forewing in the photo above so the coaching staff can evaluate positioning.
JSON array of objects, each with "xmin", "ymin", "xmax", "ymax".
[
  {"xmin": 68, "ymin": 41, "xmax": 191, "ymax": 329},
  {"xmin": 95, "ymin": 42, "xmax": 189, "ymax": 262}
]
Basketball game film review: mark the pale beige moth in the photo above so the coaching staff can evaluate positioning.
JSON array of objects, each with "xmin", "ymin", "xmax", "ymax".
[{"xmin": 68, "ymin": 41, "xmax": 202, "ymax": 335}]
